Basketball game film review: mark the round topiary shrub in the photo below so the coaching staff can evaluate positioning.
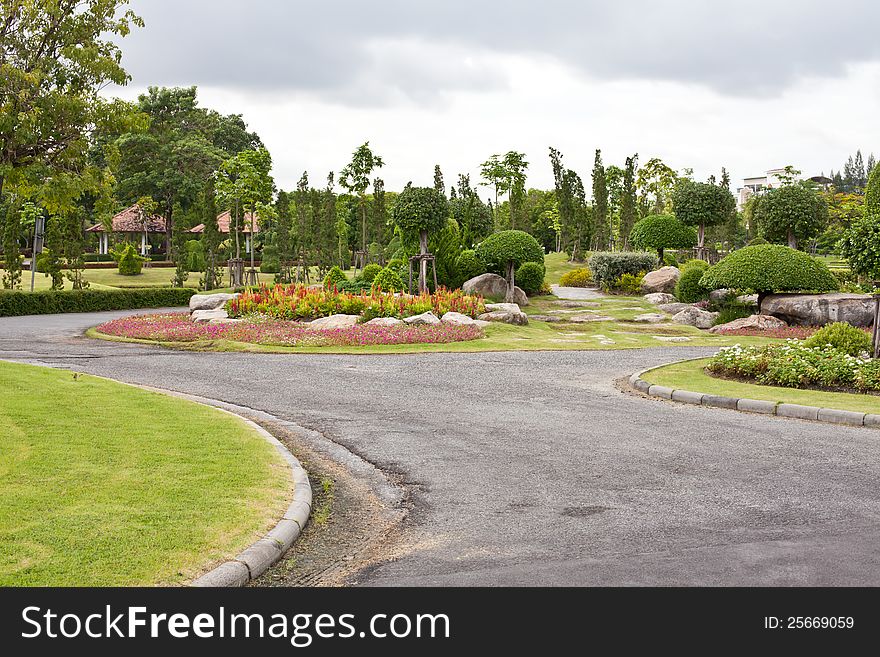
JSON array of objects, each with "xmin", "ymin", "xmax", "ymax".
[
  {"xmin": 804, "ymin": 322, "xmax": 872, "ymax": 356},
  {"xmin": 323, "ymin": 265, "xmax": 348, "ymax": 289},
  {"xmin": 475, "ymin": 230, "xmax": 544, "ymax": 301},
  {"xmin": 370, "ymin": 266, "xmax": 405, "ymax": 293},
  {"xmin": 629, "ymin": 214, "xmax": 697, "ymax": 261},
  {"xmin": 747, "ymin": 236, "xmax": 768, "ymax": 246},
  {"xmin": 700, "ymin": 244, "xmax": 838, "ymax": 308},
  {"xmin": 455, "ymin": 249, "xmax": 486, "ymax": 286},
  {"xmin": 559, "ymin": 268, "xmax": 593, "ymax": 287},
  {"xmin": 115, "ymin": 242, "xmax": 145, "ymax": 276},
  {"xmin": 675, "ymin": 259, "xmax": 710, "ymax": 303},
  {"xmin": 515, "ymin": 261, "xmax": 546, "ymax": 295},
  {"xmin": 359, "ymin": 263, "xmax": 382, "ymax": 283}
]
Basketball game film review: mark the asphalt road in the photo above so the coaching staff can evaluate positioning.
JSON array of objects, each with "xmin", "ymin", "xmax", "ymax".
[{"xmin": 2, "ymin": 309, "xmax": 880, "ymax": 586}]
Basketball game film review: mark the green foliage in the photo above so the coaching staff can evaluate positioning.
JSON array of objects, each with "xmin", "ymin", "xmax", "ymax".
[
  {"xmin": 475, "ymin": 230, "xmax": 544, "ymax": 277},
  {"xmin": 712, "ymin": 300, "xmax": 754, "ymax": 326},
  {"xmin": 629, "ymin": 214, "xmax": 697, "ymax": 258},
  {"xmin": 804, "ymin": 322, "xmax": 873, "ymax": 356},
  {"xmin": 747, "ymin": 236, "xmax": 768, "ymax": 246},
  {"xmin": 112, "ymin": 242, "xmax": 146, "ymax": 276},
  {"xmin": 675, "ymin": 259, "xmax": 710, "ymax": 303},
  {"xmin": 359, "ymin": 263, "xmax": 382, "ymax": 283},
  {"xmin": 392, "ymin": 185, "xmax": 449, "ymax": 236},
  {"xmin": 515, "ymin": 261, "xmax": 546, "ymax": 295},
  {"xmin": 673, "ymin": 180, "xmax": 736, "ymax": 231},
  {"xmin": 2, "ymin": 202, "xmax": 26, "ymax": 289},
  {"xmin": 259, "ymin": 244, "xmax": 280, "ymax": 274},
  {"xmin": 866, "ymin": 160, "xmax": 880, "ymax": 218},
  {"xmin": 323, "ymin": 265, "xmax": 347, "ymax": 289},
  {"xmin": 587, "ymin": 251, "xmax": 658, "ymax": 290},
  {"xmin": 612, "ymin": 272, "xmax": 644, "ymax": 295},
  {"xmin": 0, "ymin": 288, "xmax": 195, "ymax": 318},
  {"xmin": 663, "ymin": 253, "xmax": 679, "ymax": 267},
  {"xmin": 700, "ymin": 245, "xmax": 838, "ymax": 298},
  {"xmin": 559, "ymin": 268, "xmax": 593, "ymax": 287},
  {"xmin": 449, "ymin": 176, "xmax": 494, "ymax": 247},
  {"xmin": 753, "ymin": 184, "xmax": 828, "ymax": 247},
  {"xmin": 455, "ymin": 249, "xmax": 486, "ymax": 285},
  {"xmin": 839, "ymin": 217, "xmax": 880, "ymax": 279},
  {"xmin": 185, "ymin": 240, "xmax": 205, "ymax": 272},
  {"xmin": 371, "ymin": 267, "xmax": 405, "ymax": 293}
]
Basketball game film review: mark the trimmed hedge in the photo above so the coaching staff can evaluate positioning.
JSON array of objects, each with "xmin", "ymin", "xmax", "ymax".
[
  {"xmin": 588, "ymin": 251, "xmax": 658, "ymax": 290},
  {"xmin": 0, "ymin": 288, "xmax": 196, "ymax": 317},
  {"xmin": 675, "ymin": 259, "xmax": 710, "ymax": 303}
]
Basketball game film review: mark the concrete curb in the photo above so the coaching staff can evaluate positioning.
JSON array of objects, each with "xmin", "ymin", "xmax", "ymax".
[{"xmin": 628, "ymin": 362, "xmax": 876, "ymax": 430}]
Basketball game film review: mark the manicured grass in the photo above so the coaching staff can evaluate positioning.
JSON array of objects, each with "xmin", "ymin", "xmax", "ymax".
[
  {"xmin": 543, "ymin": 251, "xmax": 587, "ymax": 285},
  {"xmin": 0, "ymin": 361, "xmax": 289, "ymax": 586},
  {"xmin": 643, "ymin": 358, "xmax": 880, "ymax": 415}
]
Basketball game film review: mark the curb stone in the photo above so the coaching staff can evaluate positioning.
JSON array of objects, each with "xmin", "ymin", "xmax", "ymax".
[{"xmin": 628, "ymin": 360, "xmax": 877, "ymax": 431}]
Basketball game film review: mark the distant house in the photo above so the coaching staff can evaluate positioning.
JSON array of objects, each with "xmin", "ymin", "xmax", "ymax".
[
  {"xmin": 189, "ymin": 210, "xmax": 261, "ymax": 253},
  {"xmin": 85, "ymin": 204, "xmax": 167, "ymax": 255}
]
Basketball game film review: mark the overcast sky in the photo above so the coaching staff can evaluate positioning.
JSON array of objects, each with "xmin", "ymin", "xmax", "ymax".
[{"xmin": 110, "ymin": 0, "xmax": 880, "ymax": 197}]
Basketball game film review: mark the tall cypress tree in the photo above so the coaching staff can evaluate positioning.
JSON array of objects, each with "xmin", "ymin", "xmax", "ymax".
[
  {"xmin": 433, "ymin": 165, "xmax": 445, "ymax": 196},
  {"xmin": 201, "ymin": 178, "xmax": 221, "ymax": 290},
  {"xmin": 274, "ymin": 190, "xmax": 293, "ymax": 283},
  {"xmin": 592, "ymin": 149, "xmax": 609, "ymax": 250},
  {"xmin": 619, "ymin": 155, "xmax": 638, "ymax": 248}
]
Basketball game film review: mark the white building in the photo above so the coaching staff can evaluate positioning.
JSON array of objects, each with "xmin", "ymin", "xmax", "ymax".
[{"xmin": 736, "ymin": 167, "xmax": 801, "ymax": 210}]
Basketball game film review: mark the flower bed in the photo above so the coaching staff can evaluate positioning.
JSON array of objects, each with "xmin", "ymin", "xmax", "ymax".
[
  {"xmin": 709, "ymin": 342, "xmax": 880, "ymax": 392},
  {"xmin": 226, "ymin": 284, "xmax": 485, "ymax": 321},
  {"xmin": 96, "ymin": 313, "xmax": 484, "ymax": 347}
]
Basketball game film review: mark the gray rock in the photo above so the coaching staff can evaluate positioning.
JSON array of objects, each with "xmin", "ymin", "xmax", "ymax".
[
  {"xmin": 462, "ymin": 273, "xmax": 530, "ymax": 306},
  {"xmin": 644, "ymin": 292, "xmax": 678, "ymax": 305},
  {"xmin": 776, "ymin": 403, "xmax": 820, "ymax": 421},
  {"xmin": 308, "ymin": 314, "xmax": 360, "ymax": 330},
  {"xmin": 441, "ymin": 312, "xmax": 475, "ymax": 325},
  {"xmin": 366, "ymin": 317, "xmax": 404, "ymax": 326},
  {"xmin": 657, "ymin": 303, "xmax": 694, "ymax": 315},
  {"xmin": 478, "ymin": 311, "xmax": 529, "ymax": 326},
  {"xmin": 708, "ymin": 314, "xmax": 788, "ymax": 334},
  {"xmin": 737, "ymin": 398, "xmax": 778, "ymax": 414},
  {"xmin": 528, "ymin": 314, "xmax": 564, "ymax": 323},
  {"xmin": 404, "ymin": 311, "xmax": 441, "ymax": 325},
  {"xmin": 568, "ymin": 314, "xmax": 614, "ymax": 323},
  {"xmin": 189, "ymin": 293, "xmax": 238, "ymax": 312},
  {"xmin": 632, "ymin": 313, "xmax": 668, "ymax": 324},
  {"xmin": 709, "ymin": 288, "xmax": 735, "ymax": 304},
  {"xmin": 485, "ymin": 302, "xmax": 522, "ymax": 314},
  {"xmin": 191, "ymin": 309, "xmax": 229, "ymax": 323},
  {"xmin": 640, "ymin": 267, "xmax": 681, "ymax": 294},
  {"xmin": 672, "ymin": 389, "xmax": 704, "ymax": 405},
  {"xmin": 762, "ymin": 293, "xmax": 875, "ymax": 327},
  {"xmin": 671, "ymin": 307, "xmax": 719, "ymax": 329},
  {"xmin": 817, "ymin": 408, "xmax": 866, "ymax": 426},
  {"xmin": 554, "ymin": 300, "xmax": 601, "ymax": 308},
  {"xmin": 737, "ymin": 294, "xmax": 759, "ymax": 306}
]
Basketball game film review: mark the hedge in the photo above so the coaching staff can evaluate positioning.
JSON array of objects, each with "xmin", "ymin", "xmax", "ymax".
[
  {"xmin": 588, "ymin": 251, "xmax": 658, "ymax": 290},
  {"xmin": 0, "ymin": 288, "xmax": 196, "ymax": 317}
]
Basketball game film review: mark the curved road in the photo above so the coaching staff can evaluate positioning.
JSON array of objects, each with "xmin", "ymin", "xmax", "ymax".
[{"xmin": 2, "ymin": 309, "xmax": 880, "ymax": 586}]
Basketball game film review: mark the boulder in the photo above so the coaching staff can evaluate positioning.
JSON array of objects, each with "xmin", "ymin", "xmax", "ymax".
[
  {"xmin": 404, "ymin": 311, "xmax": 441, "ymax": 325},
  {"xmin": 632, "ymin": 313, "xmax": 668, "ymax": 324},
  {"xmin": 441, "ymin": 312, "xmax": 476, "ymax": 325},
  {"xmin": 528, "ymin": 314, "xmax": 564, "ymax": 323},
  {"xmin": 479, "ymin": 311, "xmax": 529, "ymax": 326},
  {"xmin": 761, "ymin": 293, "xmax": 875, "ymax": 327},
  {"xmin": 554, "ymin": 300, "xmax": 601, "ymax": 308},
  {"xmin": 708, "ymin": 288, "xmax": 735, "ymax": 304},
  {"xmin": 643, "ymin": 292, "xmax": 678, "ymax": 305},
  {"xmin": 485, "ymin": 302, "xmax": 522, "ymax": 314},
  {"xmin": 737, "ymin": 294, "xmax": 759, "ymax": 306},
  {"xmin": 568, "ymin": 314, "xmax": 614, "ymax": 323},
  {"xmin": 709, "ymin": 314, "xmax": 788, "ymax": 334},
  {"xmin": 191, "ymin": 309, "xmax": 228, "ymax": 322},
  {"xmin": 189, "ymin": 293, "xmax": 238, "ymax": 312},
  {"xmin": 657, "ymin": 302, "xmax": 694, "ymax": 315},
  {"xmin": 462, "ymin": 273, "xmax": 529, "ymax": 306},
  {"xmin": 640, "ymin": 267, "xmax": 681, "ymax": 294},
  {"xmin": 671, "ymin": 307, "xmax": 719, "ymax": 329},
  {"xmin": 308, "ymin": 314, "xmax": 360, "ymax": 330},
  {"xmin": 366, "ymin": 317, "xmax": 404, "ymax": 327},
  {"xmin": 473, "ymin": 320, "xmax": 491, "ymax": 329}
]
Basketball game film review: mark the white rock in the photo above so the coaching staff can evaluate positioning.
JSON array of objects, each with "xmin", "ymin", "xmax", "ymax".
[
  {"xmin": 485, "ymin": 302, "xmax": 522, "ymax": 314},
  {"xmin": 192, "ymin": 309, "xmax": 228, "ymax": 322},
  {"xmin": 308, "ymin": 314, "xmax": 360, "ymax": 330},
  {"xmin": 641, "ymin": 267, "xmax": 681, "ymax": 294},
  {"xmin": 190, "ymin": 293, "xmax": 238, "ymax": 312},
  {"xmin": 632, "ymin": 313, "xmax": 668, "ymax": 324},
  {"xmin": 366, "ymin": 317, "xmax": 404, "ymax": 326},
  {"xmin": 671, "ymin": 307, "xmax": 719, "ymax": 329},
  {"xmin": 403, "ymin": 311, "xmax": 441, "ymax": 325},
  {"xmin": 478, "ymin": 311, "xmax": 529, "ymax": 326},
  {"xmin": 441, "ymin": 312, "xmax": 476, "ymax": 325},
  {"xmin": 643, "ymin": 292, "xmax": 677, "ymax": 305},
  {"xmin": 708, "ymin": 314, "xmax": 788, "ymax": 334}
]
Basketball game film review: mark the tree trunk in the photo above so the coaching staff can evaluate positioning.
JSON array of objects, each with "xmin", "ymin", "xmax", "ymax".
[
  {"xmin": 419, "ymin": 229, "xmax": 428, "ymax": 294},
  {"xmin": 658, "ymin": 247, "xmax": 664, "ymax": 263},
  {"xmin": 787, "ymin": 228, "xmax": 797, "ymax": 249},
  {"xmin": 361, "ymin": 196, "xmax": 367, "ymax": 255},
  {"xmin": 234, "ymin": 199, "xmax": 241, "ymax": 260},
  {"xmin": 250, "ymin": 206, "xmax": 256, "ymax": 271},
  {"xmin": 505, "ymin": 260, "xmax": 516, "ymax": 302}
]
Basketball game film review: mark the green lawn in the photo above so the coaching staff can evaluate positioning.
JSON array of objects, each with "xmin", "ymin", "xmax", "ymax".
[
  {"xmin": 0, "ymin": 361, "xmax": 290, "ymax": 586},
  {"xmin": 643, "ymin": 358, "xmax": 880, "ymax": 415},
  {"xmin": 543, "ymin": 251, "xmax": 586, "ymax": 285}
]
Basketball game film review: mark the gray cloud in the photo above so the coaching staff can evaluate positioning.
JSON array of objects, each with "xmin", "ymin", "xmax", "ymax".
[{"xmin": 120, "ymin": 0, "xmax": 880, "ymax": 102}]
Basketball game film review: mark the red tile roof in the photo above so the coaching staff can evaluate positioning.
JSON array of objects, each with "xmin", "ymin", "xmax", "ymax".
[
  {"xmin": 86, "ymin": 204, "xmax": 166, "ymax": 233},
  {"xmin": 189, "ymin": 210, "xmax": 260, "ymax": 234}
]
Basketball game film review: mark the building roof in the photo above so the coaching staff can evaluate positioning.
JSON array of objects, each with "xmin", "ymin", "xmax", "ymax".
[
  {"xmin": 189, "ymin": 210, "xmax": 260, "ymax": 234},
  {"xmin": 86, "ymin": 204, "xmax": 166, "ymax": 233}
]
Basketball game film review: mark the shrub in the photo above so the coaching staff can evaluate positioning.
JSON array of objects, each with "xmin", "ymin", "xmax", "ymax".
[
  {"xmin": 559, "ymin": 268, "xmax": 593, "ymax": 287},
  {"xmin": 359, "ymin": 263, "xmax": 382, "ymax": 283},
  {"xmin": 335, "ymin": 279, "xmax": 373, "ymax": 294},
  {"xmin": 712, "ymin": 300, "xmax": 755, "ymax": 326},
  {"xmin": 370, "ymin": 267, "xmax": 405, "ymax": 293},
  {"xmin": 675, "ymin": 259, "xmax": 710, "ymax": 303},
  {"xmin": 259, "ymin": 245, "xmax": 281, "ymax": 274},
  {"xmin": 587, "ymin": 252, "xmax": 658, "ymax": 290},
  {"xmin": 663, "ymin": 253, "xmax": 679, "ymax": 268},
  {"xmin": 629, "ymin": 214, "xmax": 697, "ymax": 260},
  {"xmin": 113, "ymin": 243, "xmax": 146, "ymax": 276},
  {"xmin": 612, "ymin": 272, "xmax": 645, "ymax": 295},
  {"xmin": 455, "ymin": 249, "xmax": 486, "ymax": 285},
  {"xmin": 186, "ymin": 240, "xmax": 206, "ymax": 272},
  {"xmin": 700, "ymin": 244, "xmax": 838, "ymax": 307},
  {"xmin": 475, "ymin": 230, "xmax": 544, "ymax": 277},
  {"xmin": 747, "ymin": 236, "xmax": 768, "ymax": 246},
  {"xmin": 804, "ymin": 322, "xmax": 872, "ymax": 356},
  {"xmin": 515, "ymin": 261, "xmax": 546, "ymax": 295},
  {"xmin": 323, "ymin": 265, "xmax": 348, "ymax": 289},
  {"xmin": 0, "ymin": 288, "xmax": 196, "ymax": 317}
]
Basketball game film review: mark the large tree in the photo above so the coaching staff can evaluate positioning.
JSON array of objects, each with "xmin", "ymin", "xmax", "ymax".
[
  {"xmin": 753, "ymin": 183, "xmax": 828, "ymax": 249},
  {"xmin": 339, "ymin": 142, "xmax": 384, "ymax": 261},
  {"xmin": 392, "ymin": 185, "xmax": 448, "ymax": 293},
  {"xmin": 619, "ymin": 155, "xmax": 639, "ymax": 248},
  {"xmin": 672, "ymin": 179, "xmax": 736, "ymax": 254},
  {"xmin": 636, "ymin": 157, "xmax": 677, "ymax": 216},
  {"xmin": 592, "ymin": 150, "xmax": 609, "ymax": 249}
]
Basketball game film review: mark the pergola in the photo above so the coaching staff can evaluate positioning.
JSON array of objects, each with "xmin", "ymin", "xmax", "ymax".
[
  {"xmin": 189, "ymin": 210, "xmax": 261, "ymax": 253},
  {"xmin": 86, "ymin": 204, "xmax": 166, "ymax": 255}
]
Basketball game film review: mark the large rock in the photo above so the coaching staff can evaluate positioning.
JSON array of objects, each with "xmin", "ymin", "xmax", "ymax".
[
  {"xmin": 479, "ymin": 311, "xmax": 529, "ymax": 326},
  {"xmin": 671, "ymin": 307, "xmax": 719, "ymax": 329},
  {"xmin": 462, "ymin": 273, "xmax": 529, "ymax": 306},
  {"xmin": 640, "ymin": 267, "xmax": 681, "ymax": 294},
  {"xmin": 366, "ymin": 317, "xmax": 404, "ymax": 326},
  {"xmin": 485, "ymin": 302, "xmax": 522, "ymax": 314},
  {"xmin": 441, "ymin": 312, "xmax": 477, "ymax": 325},
  {"xmin": 657, "ymin": 302, "xmax": 694, "ymax": 315},
  {"xmin": 762, "ymin": 293, "xmax": 875, "ymax": 327},
  {"xmin": 709, "ymin": 314, "xmax": 788, "ymax": 334},
  {"xmin": 403, "ymin": 311, "xmax": 441, "ymax": 325},
  {"xmin": 189, "ymin": 293, "xmax": 238, "ymax": 312},
  {"xmin": 708, "ymin": 288, "xmax": 734, "ymax": 304},
  {"xmin": 308, "ymin": 314, "xmax": 360, "ymax": 330},
  {"xmin": 643, "ymin": 292, "xmax": 677, "ymax": 305},
  {"xmin": 191, "ymin": 309, "xmax": 228, "ymax": 322},
  {"xmin": 528, "ymin": 314, "xmax": 564, "ymax": 323}
]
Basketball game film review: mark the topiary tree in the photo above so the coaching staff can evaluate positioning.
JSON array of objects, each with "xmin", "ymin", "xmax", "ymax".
[
  {"xmin": 359, "ymin": 263, "xmax": 382, "ymax": 283},
  {"xmin": 839, "ymin": 164, "xmax": 880, "ymax": 278},
  {"xmin": 370, "ymin": 266, "xmax": 405, "ymax": 293},
  {"xmin": 700, "ymin": 244, "xmax": 838, "ymax": 309},
  {"xmin": 672, "ymin": 180, "xmax": 735, "ymax": 255},
  {"xmin": 515, "ymin": 261, "xmax": 546, "ymax": 295},
  {"xmin": 753, "ymin": 184, "xmax": 828, "ymax": 249},
  {"xmin": 113, "ymin": 242, "xmax": 146, "ymax": 276},
  {"xmin": 323, "ymin": 265, "xmax": 347, "ymax": 289},
  {"xmin": 475, "ymin": 230, "xmax": 544, "ymax": 302},
  {"xmin": 392, "ymin": 185, "xmax": 449, "ymax": 293},
  {"xmin": 629, "ymin": 213, "xmax": 697, "ymax": 262}
]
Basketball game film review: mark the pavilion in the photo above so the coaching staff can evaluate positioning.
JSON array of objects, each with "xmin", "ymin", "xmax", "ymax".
[
  {"xmin": 189, "ymin": 210, "xmax": 261, "ymax": 254},
  {"xmin": 86, "ymin": 204, "xmax": 166, "ymax": 255}
]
